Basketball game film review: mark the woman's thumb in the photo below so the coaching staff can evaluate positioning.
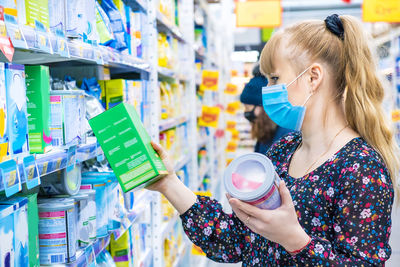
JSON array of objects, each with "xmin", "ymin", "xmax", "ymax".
[{"xmin": 278, "ymin": 180, "xmax": 292, "ymax": 207}]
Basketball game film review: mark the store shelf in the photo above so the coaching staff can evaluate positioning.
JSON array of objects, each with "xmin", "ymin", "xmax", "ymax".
[
  {"xmin": 161, "ymin": 213, "xmax": 179, "ymax": 238},
  {"xmin": 160, "ymin": 116, "xmax": 189, "ymax": 132},
  {"xmin": 158, "ymin": 66, "xmax": 176, "ymax": 79},
  {"xmin": 0, "ymin": 137, "xmax": 102, "ymax": 195},
  {"xmin": 174, "ymin": 154, "xmax": 192, "ymax": 171},
  {"xmin": 2, "ymin": 25, "xmax": 150, "ymax": 74},
  {"xmin": 156, "ymin": 11, "xmax": 186, "ymax": 43},
  {"xmin": 67, "ymin": 235, "xmax": 111, "ymax": 267},
  {"xmin": 113, "ymin": 191, "xmax": 153, "ymax": 240}
]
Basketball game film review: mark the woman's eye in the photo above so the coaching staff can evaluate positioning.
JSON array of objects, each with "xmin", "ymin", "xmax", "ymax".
[{"xmin": 270, "ymin": 76, "xmax": 279, "ymax": 83}]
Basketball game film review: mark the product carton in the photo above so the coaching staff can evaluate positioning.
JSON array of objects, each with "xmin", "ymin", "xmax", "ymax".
[
  {"xmin": 5, "ymin": 63, "xmax": 29, "ymax": 156},
  {"xmin": 17, "ymin": 0, "xmax": 50, "ymax": 28},
  {"xmin": 25, "ymin": 65, "xmax": 52, "ymax": 153},
  {"xmin": 0, "ymin": 63, "xmax": 8, "ymax": 161},
  {"xmin": 89, "ymin": 103, "xmax": 168, "ymax": 192},
  {"xmin": 0, "ymin": 204, "xmax": 14, "ymax": 267},
  {"xmin": 99, "ymin": 79, "xmax": 124, "ymax": 110},
  {"xmin": 0, "ymin": 196, "xmax": 29, "ymax": 266}
]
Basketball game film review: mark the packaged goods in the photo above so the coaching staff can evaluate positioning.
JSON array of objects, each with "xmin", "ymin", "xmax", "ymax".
[
  {"xmin": 5, "ymin": 63, "xmax": 29, "ymax": 155},
  {"xmin": 39, "ymin": 164, "xmax": 82, "ymax": 196},
  {"xmin": 89, "ymin": 103, "xmax": 168, "ymax": 192},
  {"xmin": 0, "ymin": 63, "xmax": 8, "ymax": 161},
  {"xmin": 25, "ymin": 65, "xmax": 52, "ymax": 153},
  {"xmin": 224, "ymin": 153, "xmax": 281, "ymax": 210}
]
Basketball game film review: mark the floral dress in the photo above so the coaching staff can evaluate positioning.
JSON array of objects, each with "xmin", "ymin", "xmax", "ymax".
[{"xmin": 180, "ymin": 132, "xmax": 394, "ymax": 266}]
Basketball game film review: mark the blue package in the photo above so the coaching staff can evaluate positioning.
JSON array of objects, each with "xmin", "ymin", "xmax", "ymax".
[
  {"xmin": 5, "ymin": 64, "xmax": 29, "ymax": 155},
  {"xmin": 81, "ymin": 78, "xmax": 101, "ymax": 100},
  {"xmin": 0, "ymin": 196, "xmax": 29, "ymax": 267},
  {"xmin": 100, "ymin": 0, "xmax": 128, "ymax": 51},
  {"xmin": 0, "ymin": 204, "xmax": 15, "ymax": 267}
]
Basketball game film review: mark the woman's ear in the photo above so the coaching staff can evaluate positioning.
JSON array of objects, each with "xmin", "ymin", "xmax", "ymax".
[
  {"xmin": 308, "ymin": 63, "xmax": 323, "ymax": 93},
  {"xmin": 254, "ymin": 106, "xmax": 264, "ymax": 116}
]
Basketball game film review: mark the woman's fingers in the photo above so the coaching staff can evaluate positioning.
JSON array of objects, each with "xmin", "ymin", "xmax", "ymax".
[
  {"xmin": 229, "ymin": 197, "xmax": 263, "ymax": 218},
  {"xmin": 151, "ymin": 141, "xmax": 168, "ymax": 159}
]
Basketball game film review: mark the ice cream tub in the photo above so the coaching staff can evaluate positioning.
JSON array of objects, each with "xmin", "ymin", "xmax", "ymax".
[{"xmin": 224, "ymin": 153, "xmax": 281, "ymax": 210}]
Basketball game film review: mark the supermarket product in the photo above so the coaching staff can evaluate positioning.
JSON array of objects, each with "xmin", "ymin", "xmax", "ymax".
[
  {"xmin": 17, "ymin": 0, "xmax": 50, "ymax": 28},
  {"xmin": 5, "ymin": 63, "xmax": 29, "ymax": 155},
  {"xmin": 0, "ymin": 204, "xmax": 14, "ymax": 267},
  {"xmin": 0, "ymin": 63, "xmax": 8, "ymax": 161},
  {"xmin": 48, "ymin": 0, "xmax": 64, "ymax": 32},
  {"xmin": 38, "ymin": 198, "xmax": 77, "ymax": 264},
  {"xmin": 224, "ymin": 153, "xmax": 281, "ymax": 210},
  {"xmin": 72, "ymin": 193, "xmax": 90, "ymax": 247},
  {"xmin": 133, "ymin": 11, "xmax": 144, "ymax": 58},
  {"xmin": 81, "ymin": 172, "xmax": 110, "ymax": 237},
  {"xmin": 95, "ymin": 0, "xmax": 114, "ymax": 45},
  {"xmin": 100, "ymin": 0, "xmax": 128, "ymax": 51},
  {"xmin": 49, "ymin": 90, "xmax": 86, "ymax": 146},
  {"xmin": 25, "ymin": 65, "xmax": 52, "ymax": 153},
  {"xmin": 97, "ymin": 250, "xmax": 117, "ymax": 267},
  {"xmin": 109, "ymin": 229, "xmax": 132, "ymax": 266},
  {"xmin": 89, "ymin": 103, "xmax": 168, "ymax": 192},
  {"xmin": 0, "ymin": 196, "xmax": 29, "ymax": 266},
  {"xmin": 78, "ymin": 188, "xmax": 96, "ymax": 242},
  {"xmin": 64, "ymin": 0, "xmax": 96, "ymax": 40},
  {"xmin": 107, "ymin": 178, "xmax": 122, "ymax": 231},
  {"xmin": 39, "ymin": 164, "xmax": 82, "ymax": 196},
  {"xmin": 20, "ymin": 193, "xmax": 40, "ymax": 267},
  {"xmin": 99, "ymin": 79, "xmax": 124, "ymax": 110}
]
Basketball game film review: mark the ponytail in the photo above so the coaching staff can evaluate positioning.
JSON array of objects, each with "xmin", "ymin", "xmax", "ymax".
[
  {"xmin": 340, "ymin": 16, "xmax": 399, "ymax": 197},
  {"xmin": 260, "ymin": 15, "xmax": 399, "ymax": 200}
]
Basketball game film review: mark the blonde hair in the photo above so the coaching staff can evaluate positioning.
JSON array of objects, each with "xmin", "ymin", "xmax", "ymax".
[{"xmin": 260, "ymin": 15, "xmax": 399, "ymax": 199}]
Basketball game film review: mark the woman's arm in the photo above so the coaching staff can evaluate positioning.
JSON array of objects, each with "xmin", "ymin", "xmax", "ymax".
[{"xmin": 148, "ymin": 142, "xmax": 248, "ymax": 263}]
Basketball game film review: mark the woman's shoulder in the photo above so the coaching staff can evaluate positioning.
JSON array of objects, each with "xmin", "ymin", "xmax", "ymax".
[
  {"xmin": 266, "ymin": 131, "xmax": 301, "ymax": 160},
  {"xmin": 332, "ymin": 137, "xmax": 393, "ymax": 189}
]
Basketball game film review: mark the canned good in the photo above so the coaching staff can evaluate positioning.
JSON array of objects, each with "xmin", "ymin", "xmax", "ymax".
[
  {"xmin": 79, "ymin": 188, "xmax": 97, "ymax": 242},
  {"xmin": 224, "ymin": 153, "xmax": 281, "ymax": 210},
  {"xmin": 38, "ymin": 199, "xmax": 77, "ymax": 264},
  {"xmin": 39, "ymin": 164, "xmax": 82, "ymax": 196}
]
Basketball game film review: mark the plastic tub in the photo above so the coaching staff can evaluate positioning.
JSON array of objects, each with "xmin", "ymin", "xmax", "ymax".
[
  {"xmin": 38, "ymin": 199, "xmax": 77, "ymax": 264},
  {"xmin": 224, "ymin": 153, "xmax": 281, "ymax": 210}
]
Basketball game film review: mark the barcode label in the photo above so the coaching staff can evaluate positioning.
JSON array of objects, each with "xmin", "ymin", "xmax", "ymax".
[{"xmin": 49, "ymin": 254, "xmax": 65, "ymax": 263}]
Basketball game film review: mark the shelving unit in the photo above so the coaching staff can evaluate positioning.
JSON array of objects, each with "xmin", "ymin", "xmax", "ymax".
[{"xmin": 0, "ymin": 0, "xmax": 235, "ymax": 266}]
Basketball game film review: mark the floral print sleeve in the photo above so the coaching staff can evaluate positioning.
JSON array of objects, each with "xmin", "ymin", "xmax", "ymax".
[
  {"xmin": 180, "ymin": 133, "xmax": 394, "ymax": 266},
  {"xmin": 180, "ymin": 196, "xmax": 249, "ymax": 263}
]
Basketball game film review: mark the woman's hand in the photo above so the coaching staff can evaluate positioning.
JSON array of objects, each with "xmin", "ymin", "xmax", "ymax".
[
  {"xmin": 228, "ymin": 180, "xmax": 310, "ymax": 253},
  {"xmin": 146, "ymin": 141, "xmax": 178, "ymax": 193}
]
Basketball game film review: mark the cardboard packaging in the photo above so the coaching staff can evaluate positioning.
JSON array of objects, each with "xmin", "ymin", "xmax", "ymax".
[
  {"xmin": 5, "ymin": 63, "xmax": 29, "ymax": 156},
  {"xmin": 89, "ymin": 103, "xmax": 168, "ymax": 192},
  {"xmin": 25, "ymin": 65, "xmax": 52, "ymax": 153},
  {"xmin": 99, "ymin": 79, "xmax": 124, "ymax": 110},
  {"xmin": 0, "ymin": 63, "xmax": 8, "ymax": 161}
]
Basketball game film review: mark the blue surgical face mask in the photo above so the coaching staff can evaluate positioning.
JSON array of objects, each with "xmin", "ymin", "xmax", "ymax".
[{"xmin": 262, "ymin": 67, "xmax": 312, "ymax": 131}]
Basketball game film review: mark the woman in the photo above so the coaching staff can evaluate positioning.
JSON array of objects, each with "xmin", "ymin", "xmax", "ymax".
[
  {"xmin": 149, "ymin": 14, "xmax": 399, "ymax": 265},
  {"xmin": 240, "ymin": 65, "xmax": 292, "ymax": 154}
]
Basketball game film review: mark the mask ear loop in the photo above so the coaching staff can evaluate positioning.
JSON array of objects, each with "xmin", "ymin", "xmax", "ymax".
[{"xmin": 287, "ymin": 66, "xmax": 312, "ymax": 88}]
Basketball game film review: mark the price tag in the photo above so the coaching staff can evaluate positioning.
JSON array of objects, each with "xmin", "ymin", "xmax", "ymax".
[
  {"xmin": 66, "ymin": 145, "xmax": 77, "ymax": 172},
  {"xmin": 55, "ymin": 157, "xmax": 62, "ymax": 170},
  {"xmin": 23, "ymin": 155, "xmax": 40, "ymax": 189},
  {"xmin": 0, "ymin": 159, "xmax": 21, "ymax": 197},
  {"xmin": 34, "ymin": 20, "xmax": 52, "ymax": 53},
  {"xmin": 41, "ymin": 161, "xmax": 48, "ymax": 175},
  {"xmin": 4, "ymin": 14, "xmax": 27, "ymax": 49}
]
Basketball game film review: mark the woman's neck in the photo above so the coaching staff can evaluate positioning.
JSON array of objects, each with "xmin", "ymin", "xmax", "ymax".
[{"xmin": 300, "ymin": 98, "xmax": 349, "ymax": 152}]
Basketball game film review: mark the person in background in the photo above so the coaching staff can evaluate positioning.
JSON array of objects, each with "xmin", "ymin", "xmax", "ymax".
[{"xmin": 240, "ymin": 65, "xmax": 292, "ymax": 155}]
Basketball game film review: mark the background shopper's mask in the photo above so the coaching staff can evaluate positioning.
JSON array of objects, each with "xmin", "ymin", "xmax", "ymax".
[{"xmin": 262, "ymin": 67, "xmax": 312, "ymax": 131}]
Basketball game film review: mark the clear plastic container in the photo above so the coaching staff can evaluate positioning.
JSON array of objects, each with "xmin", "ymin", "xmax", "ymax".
[{"xmin": 224, "ymin": 153, "xmax": 281, "ymax": 210}]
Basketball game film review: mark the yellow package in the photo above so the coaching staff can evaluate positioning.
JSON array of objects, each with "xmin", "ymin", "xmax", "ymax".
[
  {"xmin": 109, "ymin": 231, "xmax": 131, "ymax": 267},
  {"xmin": 164, "ymin": 82, "xmax": 174, "ymax": 117},
  {"xmin": 160, "ymin": 82, "xmax": 170, "ymax": 120}
]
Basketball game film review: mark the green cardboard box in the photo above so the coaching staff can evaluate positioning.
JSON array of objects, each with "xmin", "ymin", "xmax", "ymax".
[
  {"xmin": 89, "ymin": 103, "xmax": 168, "ymax": 192},
  {"xmin": 25, "ymin": 65, "xmax": 52, "ymax": 153}
]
